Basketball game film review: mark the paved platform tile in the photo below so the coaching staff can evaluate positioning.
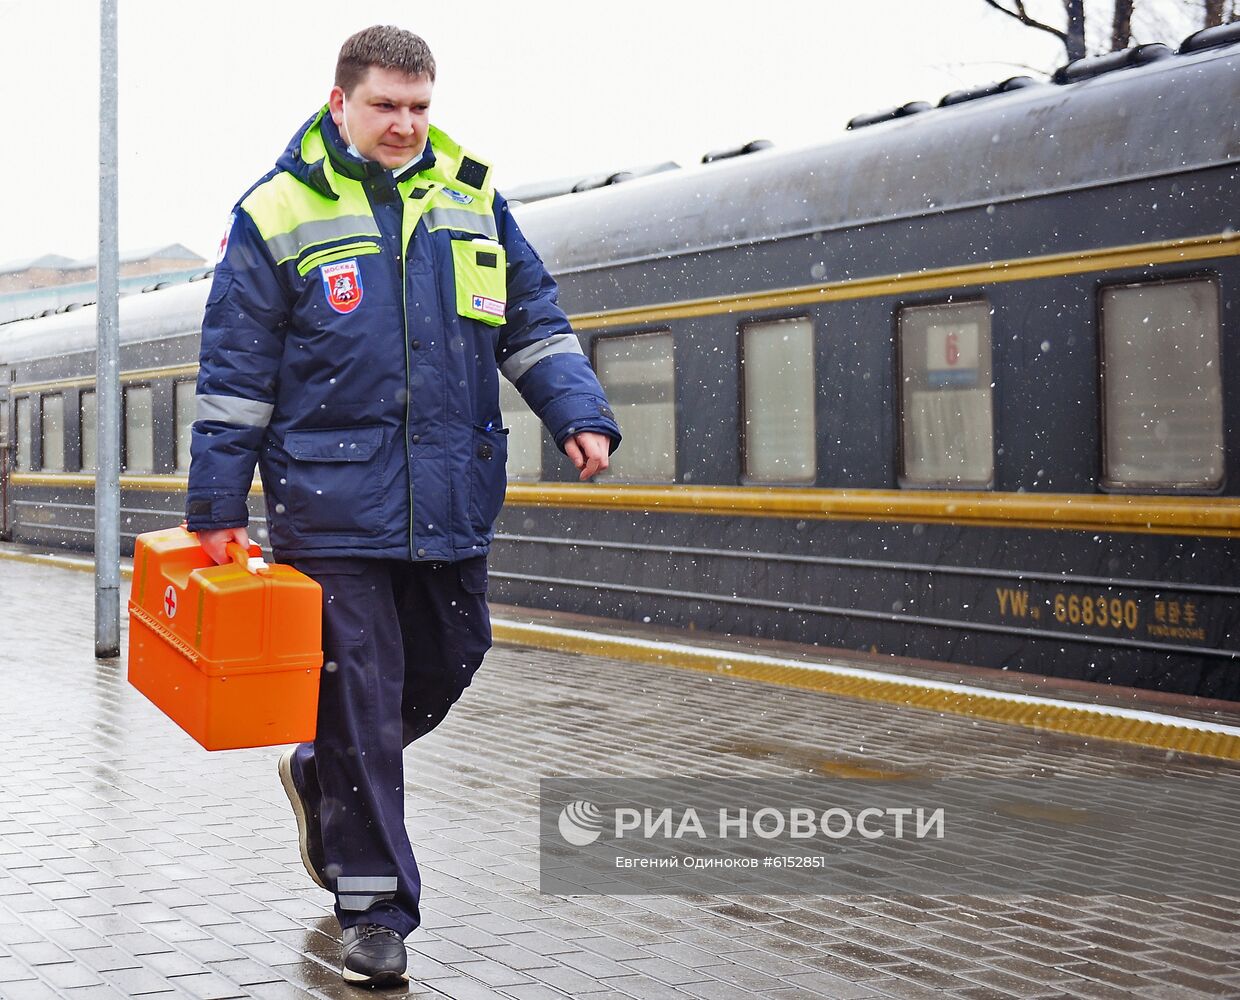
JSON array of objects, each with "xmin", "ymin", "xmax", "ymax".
[{"xmin": 0, "ymin": 557, "xmax": 1238, "ymax": 999}]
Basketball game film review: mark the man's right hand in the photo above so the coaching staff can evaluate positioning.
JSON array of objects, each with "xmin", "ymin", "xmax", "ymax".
[{"xmin": 197, "ymin": 526, "xmax": 251, "ymax": 565}]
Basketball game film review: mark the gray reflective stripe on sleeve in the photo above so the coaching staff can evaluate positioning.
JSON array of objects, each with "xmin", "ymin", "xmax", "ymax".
[
  {"xmin": 425, "ymin": 207, "xmax": 498, "ymax": 239},
  {"xmin": 338, "ymin": 892, "xmax": 397, "ymax": 911},
  {"xmin": 337, "ymin": 876, "xmax": 399, "ymax": 893},
  {"xmin": 196, "ymin": 394, "xmax": 274, "ymax": 427},
  {"xmin": 264, "ymin": 215, "xmax": 381, "ymax": 264},
  {"xmin": 500, "ymin": 333, "xmax": 585, "ymax": 382}
]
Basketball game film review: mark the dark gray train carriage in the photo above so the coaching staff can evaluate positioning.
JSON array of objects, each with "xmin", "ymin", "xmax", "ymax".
[
  {"xmin": 0, "ymin": 279, "xmax": 232, "ymax": 551},
  {"xmin": 3, "ymin": 30, "xmax": 1238, "ymax": 698}
]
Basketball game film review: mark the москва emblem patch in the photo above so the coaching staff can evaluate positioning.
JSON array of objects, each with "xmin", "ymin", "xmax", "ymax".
[{"xmin": 321, "ymin": 259, "xmax": 363, "ymax": 314}]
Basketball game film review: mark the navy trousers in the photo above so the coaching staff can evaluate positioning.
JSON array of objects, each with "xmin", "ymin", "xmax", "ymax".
[{"xmin": 286, "ymin": 556, "xmax": 491, "ymax": 937}]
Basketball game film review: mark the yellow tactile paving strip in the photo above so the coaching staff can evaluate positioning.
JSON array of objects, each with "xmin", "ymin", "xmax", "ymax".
[{"xmin": 491, "ymin": 620, "xmax": 1240, "ymax": 763}]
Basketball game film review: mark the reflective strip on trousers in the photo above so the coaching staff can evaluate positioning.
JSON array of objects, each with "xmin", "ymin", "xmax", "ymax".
[
  {"xmin": 500, "ymin": 333, "xmax": 584, "ymax": 382},
  {"xmin": 196, "ymin": 394, "xmax": 274, "ymax": 428},
  {"xmin": 338, "ymin": 892, "xmax": 398, "ymax": 911},
  {"xmin": 424, "ymin": 206, "xmax": 497, "ymax": 239},
  {"xmin": 337, "ymin": 876, "xmax": 399, "ymax": 892},
  {"xmin": 264, "ymin": 215, "xmax": 382, "ymax": 265},
  {"xmin": 337, "ymin": 875, "xmax": 399, "ymax": 910}
]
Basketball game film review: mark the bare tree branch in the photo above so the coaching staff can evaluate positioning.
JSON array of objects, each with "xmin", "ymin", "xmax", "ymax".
[
  {"xmin": 981, "ymin": 0, "xmax": 1068, "ymax": 41},
  {"xmin": 982, "ymin": 1, "xmax": 1236, "ymax": 61}
]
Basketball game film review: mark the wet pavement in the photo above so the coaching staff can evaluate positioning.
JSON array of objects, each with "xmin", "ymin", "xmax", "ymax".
[{"xmin": 0, "ymin": 555, "xmax": 1238, "ymax": 1000}]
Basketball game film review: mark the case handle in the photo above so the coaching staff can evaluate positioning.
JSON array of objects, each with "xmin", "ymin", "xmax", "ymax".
[{"xmin": 226, "ymin": 541, "xmax": 269, "ymax": 575}]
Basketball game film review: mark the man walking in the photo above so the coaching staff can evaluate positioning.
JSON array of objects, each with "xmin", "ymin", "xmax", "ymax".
[{"xmin": 187, "ymin": 25, "xmax": 620, "ymax": 986}]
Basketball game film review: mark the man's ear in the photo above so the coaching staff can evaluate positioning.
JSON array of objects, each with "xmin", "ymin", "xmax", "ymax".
[{"xmin": 328, "ymin": 85, "xmax": 346, "ymax": 127}]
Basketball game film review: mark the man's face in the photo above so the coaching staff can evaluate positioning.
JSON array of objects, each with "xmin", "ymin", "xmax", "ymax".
[{"xmin": 329, "ymin": 67, "xmax": 434, "ymax": 169}]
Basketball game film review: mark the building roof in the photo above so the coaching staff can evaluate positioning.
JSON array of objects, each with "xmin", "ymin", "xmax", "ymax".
[
  {"xmin": 0, "ymin": 243, "xmax": 205, "ymax": 276},
  {"xmin": 0, "ymin": 253, "xmax": 75, "ymax": 276}
]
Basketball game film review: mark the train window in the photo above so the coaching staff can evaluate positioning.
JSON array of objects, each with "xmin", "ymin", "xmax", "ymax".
[
  {"xmin": 175, "ymin": 381, "xmax": 195, "ymax": 473},
  {"xmin": 1101, "ymin": 279, "xmax": 1223, "ymax": 489},
  {"xmin": 898, "ymin": 301, "xmax": 993, "ymax": 487},
  {"xmin": 124, "ymin": 385, "xmax": 154, "ymax": 473},
  {"xmin": 742, "ymin": 318, "xmax": 816, "ymax": 483},
  {"xmin": 15, "ymin": 397, "xmax": 31, "ymax": 471},
  {"xmin": 40, "ymin": 395, "xmax": 65, "ymax": 472},
  {"xmin": 80, "ymin": 391, "xmax": 97, "ymax": 472},
  {"xmin": 499, "ymin": 378, "xmax": 542, "ymax": 481},
  {"xmin": 594, "ymin": 332, "xmax": 675, "ymax": 482}
]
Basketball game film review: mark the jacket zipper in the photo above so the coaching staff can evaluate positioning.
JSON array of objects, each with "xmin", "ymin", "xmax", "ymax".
[{"xmin": 399, "ymin": 209, "xmax": 414, "ymax": 560}]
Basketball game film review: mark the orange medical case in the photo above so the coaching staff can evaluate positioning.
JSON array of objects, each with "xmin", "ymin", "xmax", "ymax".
[{"xmin": 127, "ymin": 525, "xmax": 323, "ymax": 751}]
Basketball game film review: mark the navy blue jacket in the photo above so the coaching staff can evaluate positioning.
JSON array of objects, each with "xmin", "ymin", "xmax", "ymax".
[{"xmin": 187, "ymin": 110, "xmax": 620, "ymax": 561}]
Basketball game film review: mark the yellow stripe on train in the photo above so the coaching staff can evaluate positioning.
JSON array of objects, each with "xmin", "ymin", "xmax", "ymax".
[{"xmin": 10, "ymin": 474, "xmax": 1240, "ymax": 538}]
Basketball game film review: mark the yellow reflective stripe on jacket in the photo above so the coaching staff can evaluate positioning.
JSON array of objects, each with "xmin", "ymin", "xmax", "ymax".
[{"xmin": 296, "ymin": 241, "xmax": 382, "ymax": 277}]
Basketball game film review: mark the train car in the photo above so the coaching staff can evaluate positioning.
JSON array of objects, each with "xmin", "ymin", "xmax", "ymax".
[{"xmin": 3, "ymin": 27, "xmax": 1239, "ymax": 699}]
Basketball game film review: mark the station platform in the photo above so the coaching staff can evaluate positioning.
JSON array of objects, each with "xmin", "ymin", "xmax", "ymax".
[{"xmin": 0, "ymin": 552, "xmax": 1238, "ymax": 1000}]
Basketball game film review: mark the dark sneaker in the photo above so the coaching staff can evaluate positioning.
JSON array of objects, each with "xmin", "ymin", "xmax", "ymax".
[
  {"xmin": 341, "ymin": 924, "xmax": 408, "ymax": 986},
  {"xmin": 277, "ymin": 748, "xmax": 328, "ymax": 890}
]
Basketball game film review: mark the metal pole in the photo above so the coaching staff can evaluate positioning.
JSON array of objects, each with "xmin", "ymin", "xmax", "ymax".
[{"xmin": 95, "ymin": 0, "xmax": 120, "ymax": 658}]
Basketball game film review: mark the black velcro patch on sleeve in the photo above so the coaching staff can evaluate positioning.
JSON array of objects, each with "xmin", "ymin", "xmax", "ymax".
[
  {"xmin": 456, "ymin": 156, "xmax": 489, "ymax": 190},
  {"xmin": 475, "ymin": 251, "xmax": 498, "ymax": 268},
  {"xmin": 409, "ymin": 186, "xmax": 431, "ymax": 200},
  {"xmin": 599, "ymin": 406, "xmax": 615, "ymax": 420},
  {"xmin": 188, "ymin": 500, "xmax": 212, "ymax": 516}
]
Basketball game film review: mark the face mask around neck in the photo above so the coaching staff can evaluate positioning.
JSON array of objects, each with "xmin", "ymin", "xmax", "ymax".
[
  {"xmin": 341, "ymin": 99, "xmax": 365, "ymax": 161},
  {"xmin": 339, "ymin": 98, "xmax": 424, "ymax": 174}
]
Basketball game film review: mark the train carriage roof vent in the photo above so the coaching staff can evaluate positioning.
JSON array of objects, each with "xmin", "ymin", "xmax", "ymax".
[
  {"xmin": 1052, "ymin": 42, "xmax": 1173, "ymax": 84},
  {"xmin": 1180, "ymin": 21, "xmax": 1240, "ymax": 53},
  {"xmin": 938, "ymin": 76, "xmax": 1037, "ymax": 107},
  {"xmin": 506, "ymin": 161, "xmax": 679, "ymax": 205},
  {"xmin": 701, "ymin": 139, "xmax": 774, "ymax": 164},
  {"xmin": 571, "ymin": 170, "xmax": 636, "ymax": 192},
  {"xmin": 847, "ymin": 101, "xmax": 932, "ymax": 130}
]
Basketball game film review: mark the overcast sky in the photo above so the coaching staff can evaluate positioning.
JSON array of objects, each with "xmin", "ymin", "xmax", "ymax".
[{"xmin": 0, "ymin": 0, "xmax": 1194, "ymax": 264}]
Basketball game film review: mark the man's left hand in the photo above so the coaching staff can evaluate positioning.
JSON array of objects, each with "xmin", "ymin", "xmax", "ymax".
[{"xmin": 565, "ymin": 432, "xmax": 611, "ymax": 481}]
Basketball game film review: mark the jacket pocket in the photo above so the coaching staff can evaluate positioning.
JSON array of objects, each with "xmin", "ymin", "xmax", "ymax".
[
  {"xmin": 468, "ymin": 426, "xmax": 508, "ymax": 532},
  {"xmin": 451, "ymin": 239, "xmax": 507, "ymax": 326},
  {"xmin": 456, "ymin": 555, "xmax": 489, "ymax": 595},
  {"xmin": 284, "ymin": 425, "xmax": 385, "ymax": 534},
  {"xmin": 204, "ymin": 267, "xmax": 234, "ymax": 308}
]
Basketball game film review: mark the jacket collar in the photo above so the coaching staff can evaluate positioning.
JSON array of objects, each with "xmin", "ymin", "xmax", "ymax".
[{"xmin": 275, "ymin": 107, "xmax": 489, "ymax": 201}]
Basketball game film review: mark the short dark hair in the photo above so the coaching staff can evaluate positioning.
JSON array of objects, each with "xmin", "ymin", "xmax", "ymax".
[{"xmin": 335, "ymin": 25, "xmax": 436, "ymax": 93}]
